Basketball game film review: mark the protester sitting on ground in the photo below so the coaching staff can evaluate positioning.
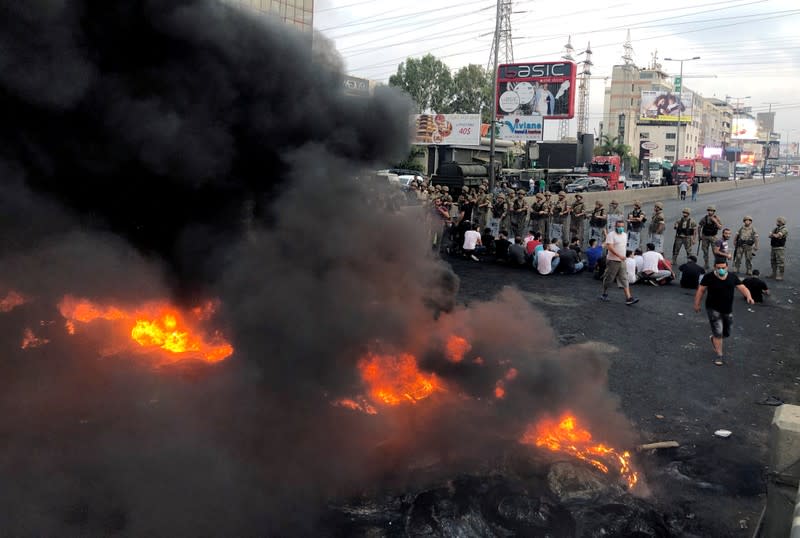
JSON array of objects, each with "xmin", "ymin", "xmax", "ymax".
[
  {"xmin": 509, "ymin": 236, "xmax": 528, "ymax": 267},
  {"xmin": 639, "ymin": 242, "xmax": 674, "ymax": 285},
  {"xmin": 742, "ymin": 270, "xmax": 770, "ymax": 303},
  {"xmin": 481, "ymin": 227, "xmax": 495, "ymax": 256},
  {"xmin": 594, "ymin": 251, "xmax": 607, "ymax": 280},
  {"xmin": 555, "ymin": 243, "xmax": 584, "ymax": 274},
  {"xmin": 625, "ymin": 250, "xmax": 639, "ymax": 284},
  {"xmin": 548, "ymin": 238, "xmax": 561, "ymax": 252},
  {"xmin": 585, "ymin": 238, "xmax": 603, "ymax": 271},
  {"xmin": 679, "ymin": 255, "xmax": 705, "ymax": 289},
  {"xmin": 568, "ymin": 237, "xmax": 583, "ymax": 260},
  {"xmin": 634, "ymin": 248, "xmax": 644, "ymax": 274},
  {"xmin": 536, "ymin": 245, "xmax": 560, "ymax": 275},
  {"xmin": 494, "ymin": 231, "xmax": 512, "ymax": 263},
  {"xmin": 525, "ymin": 231, "xmax": 543, "ymax": 258},
  {"xmin": 462, "ymin": 223, "xmax": 482, "ymax": 261},
  {"xmin": 523, "ymin": 229, "xmax": 535, "ymax": 247}
]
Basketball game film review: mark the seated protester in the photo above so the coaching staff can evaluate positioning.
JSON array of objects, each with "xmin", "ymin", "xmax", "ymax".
[
  {"xmin": 536, "ymin": 247, "xmax": 560, "ymax": 275},
  {"xmin": 526, "ymin": 232, "xmax": 543, "ymax": 258},
  {"xmin": 523, "ymin": 229, "xmax": 536, "ymax": 248},
  {"xmin": 509, "ymin": 236, "xmax": 528, "ymax": 267},
  {"xmin": 625, "ymin": 250, "xmax": 639, "ymax": 285},
  {"xmin": 634, "ymin": 248, "xmax": 644, "ymax": 275},
  {"xmin": 555, "ymin": 244, "xmax": 584, "ymax": 274},
  {"xmin": 679, "ymin": 255, "xmax": 705, "ymax": 289},
  {"xmin": 481, "ymin": 227, "xmax": 495, "ymax": 256},
  {"xmin": 462, "ymin": 223, "xmax": 482, "ymax": 262},
  {"xmin": 494, "ymin": 231, "xmax": 512, "ymax": 263},
  {"xmin": 547, "ymin": 238, "xmax": 561, "ymax": 252},
  {"xmin": 639, "ymin": 242, "xmax": 674, "ymax": 285},
  {"xmin": 568, "ymin": 237, "xmax": 583, "ymax": 261},
  {"xmin": 585, "ymin": 238, "xmax": 603, "ymax": 271},
  {"xmin": 594, "ymin": 251, "xmax": 607, "ymax": 280},
  {"xmin": 742, "ymin": 270, "xmax": 770, "ymax": 303}
]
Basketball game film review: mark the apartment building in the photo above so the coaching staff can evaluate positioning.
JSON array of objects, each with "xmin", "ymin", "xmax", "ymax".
[{"xmin": 222, "ymin": 0, "xmax": 314, "ymax": 33}]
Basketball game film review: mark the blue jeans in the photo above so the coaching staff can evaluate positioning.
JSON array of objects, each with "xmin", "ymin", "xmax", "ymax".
[{"xmin": 691, "ymin": 190, "xmax": 697, "ymax": 201}]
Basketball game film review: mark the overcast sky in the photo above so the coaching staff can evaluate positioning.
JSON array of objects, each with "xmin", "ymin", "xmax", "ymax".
[{"xmin": 315, "ymin": 0, "xmax": 800, "ymax": 141}]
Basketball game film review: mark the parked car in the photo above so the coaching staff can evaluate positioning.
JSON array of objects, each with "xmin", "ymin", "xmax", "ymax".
[{"xmin": 565, "ymin": 177, "xmax": 608, "ymax": 193}]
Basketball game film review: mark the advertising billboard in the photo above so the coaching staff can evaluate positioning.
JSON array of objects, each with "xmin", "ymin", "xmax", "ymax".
[
  {"xmin": 411, "ymin": 114, "xmax": 480, "ymax": 145},
  {"xmin": 703, "ymin": 147, "xmax": 723, "ymax": 159},
  {"xmin": 639, "ymin": 90, "xmax": 693, "ymax": 123},
  {"xmin": 731, "ymin": 116, "xmax": 758, "ymax": 140},
  {"xmin": 497, "ymin": 114, "xmax": 544, "ymax": 141},
  {"xmin": 496, "ymin": 62, "xmax": 577, "ymax": 120},
  {"xmin": 756, "ymin": 112, "xmax": 775, "ymax": 141}
]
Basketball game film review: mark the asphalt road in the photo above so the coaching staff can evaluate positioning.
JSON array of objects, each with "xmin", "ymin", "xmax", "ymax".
[{"xmin": 449, "ymin": 178, "xmax": 800, "ymax": 536}]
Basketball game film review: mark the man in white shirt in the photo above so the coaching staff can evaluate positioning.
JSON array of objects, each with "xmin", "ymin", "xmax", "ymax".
[
  {"xmin": 625, "ymin": 250, "xmax": 638, "ymax": 284},
  {"xmin": 600, "ymin": 219, "xmax": 639, "ymax": 305},
  {"xmin": 639, "ymin": 242, "xmax": 674, "ymax": 285},
  {"xmin": 462, "ymin": 223, "xmax": 482, "ymax": 262},
  {"xmin": 536, "ymin": 248, "xmax": 560, "ymax": 275}
]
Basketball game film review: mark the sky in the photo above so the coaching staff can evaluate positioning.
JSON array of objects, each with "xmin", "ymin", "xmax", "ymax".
[{"xmin": 314, "ymin": 0, "xmax": 800, "ymax": 142}]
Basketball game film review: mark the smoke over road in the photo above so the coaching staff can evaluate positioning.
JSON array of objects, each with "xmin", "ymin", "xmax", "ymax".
[{"xmin": 0, "ymin": 1, "xmax": 634, "ymax": 535}]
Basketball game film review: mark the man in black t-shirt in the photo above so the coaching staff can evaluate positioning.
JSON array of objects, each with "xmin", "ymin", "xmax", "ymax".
[
  {"xmin": 679, "ymin": 255, "xmax": 705, "ymax": 289},
  {"xmin": 494, "ymin": 231, "xmax": 512, "ymax": 263},
  {"xmin": 742, "ymin": 270, "xmax": 769, "ymax": 303},
  {"xmin": 694, "ymin": 259, "xmax": 754, "ymax": 365}
]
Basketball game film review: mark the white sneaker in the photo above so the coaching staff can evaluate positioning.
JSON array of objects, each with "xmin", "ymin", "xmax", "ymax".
[{"xmin": 470, "ymin": 254, "xmax": 479, "ymax": 262}]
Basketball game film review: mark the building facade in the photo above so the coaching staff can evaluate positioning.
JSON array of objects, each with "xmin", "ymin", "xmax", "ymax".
[{"xmin": 222, "ymin": 0, "xmax": 313, "ymax": 33}]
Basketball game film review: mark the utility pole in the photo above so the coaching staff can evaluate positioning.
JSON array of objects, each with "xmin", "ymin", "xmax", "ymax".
[
  {"xmin": 487, "ymin": 0, "xmax": 513, "ymax": 191},
  {"xmin": 726, "ymin": 94, "xmax": 750, "ymax": 180},
  {"xmin": 761, "ymin": 101, "xmax": 779, "ymax": 181},
  {"xmin": 663, "ymin": 56, "xmax": 699, "ymax": 164}
]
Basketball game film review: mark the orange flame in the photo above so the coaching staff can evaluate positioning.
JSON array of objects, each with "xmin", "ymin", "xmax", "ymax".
[
  {"xmin": 1, "ymin": 290, "xmax": 27, "ymax": 313},
  {"xmin": 58, "ymin": 296, "xmax": 233, "ymax": 364},
  {"xmin": 521, "ymin": 413, "xmax": 639, "ymax": 490},
  {"xmin": 21, "ymin": 328, "xmax": 49, "ymax": 349},
  {"xmin": 445, "ymin": 335, "xmax": 471, "ymax": 363},
  {"xmin": 332, "ymin": 398, "xmax": 378, "ymax": 415},
  {"xmin": 358, "ymin": 351, "xmax": 442, "ymax": 406}
]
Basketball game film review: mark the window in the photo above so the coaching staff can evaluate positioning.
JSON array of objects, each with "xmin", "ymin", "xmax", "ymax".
[
  {"xmin": 665, "ymin": 145, "xmax": 676, "ymax": 151},
  {"xmin": 640, "ymin": 132, "xmax": 649, "ymax": 139},
  {"xmin": 666, "ymin": 133, "xmax": 676, "ymax": 139}
]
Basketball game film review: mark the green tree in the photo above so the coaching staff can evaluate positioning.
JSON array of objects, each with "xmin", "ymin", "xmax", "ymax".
[
  {"xmin": 389, "ymin": 54, "xmax": 453, "ymax": 113},
  {"xmin": 451, "ymin": 64, "xmax": 492, "ymax": 123},
  {"xmin": 393, "ymin": 147, "xmax": 425, "ymax": 172},
  {"xmin": 593, "ymin": 135, "xmax": 631, "ymax": 158}
]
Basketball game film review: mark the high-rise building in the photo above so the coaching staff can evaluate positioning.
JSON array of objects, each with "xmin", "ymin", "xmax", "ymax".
[{"xmin": 222, "ymin": 0, "xmax": 314, "ymax": 33}]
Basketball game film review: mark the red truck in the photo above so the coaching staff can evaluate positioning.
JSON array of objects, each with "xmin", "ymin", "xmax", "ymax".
[
  {"xmin": 588, "ymin": 155, "xmax": 623, "ymax": 190},
  {"xmin": 674, "ymin": 158, "xmax": 712, "ymax": 184}
]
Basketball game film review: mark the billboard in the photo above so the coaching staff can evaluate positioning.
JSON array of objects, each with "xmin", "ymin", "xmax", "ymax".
[
  {"xmin": 756, "ymin": 112, "xmax": 775, "ymax": 141},
  {"xmin": 496, "ymin": 62, "xmax": 577, "ymax": 120},
  {"xmin": 703, "ymin": 147, "xmax": 723, "ymax": 159},
  {"xmin": 411, "ymin": 114, "xmax": 480, "ymax": 145},
  {"xmin": 731, "ymin": 116, "xmax": 758, "ymax": 140},
  {"xmin": 497, "ymin": 114, "xmax": 544, "ymax": 141},
  {"xmin": 639, "ymin": 90, "xmax": 693, "ymax": 123},
  {"xmin": 342, "ymin": 75, "xmax": 371, "ymax": 97}
]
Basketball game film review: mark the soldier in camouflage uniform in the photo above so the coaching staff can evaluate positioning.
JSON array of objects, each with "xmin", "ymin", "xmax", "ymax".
[
  {"xmin": 627, "ymin": 200, "xmax": 646, "ymax": 251},
  {"xmin": 649, "ymin": 201, "xmax": 667, "ymax": 253},
  {"xmin": 475, "ymin": 184, "xmax": 491, "ymax": 229},
  {"xmin": 510, "ymin": 189, "xmax": 529, "ymax": 238},
  {"xmin": 698, "ymin": 205, "xmax": 723, "ymax": 270},
  {"xmin": 672, "ymin": 207, "xmax": 696, "ymax": 266},
  {"xmin": 550, "ymin": 191, "xmax": 569, "ymax": 242},
  {"xmin": 569, "ymin": 194, "xmax": 587, "ymax": 242},
  {"xmin": 768, "ymin": 216, "xmax": 788, "ymax": 280},
  {"xmin": 530, "ymin": 193, "xmax": 547, "ymax": 237},
  {"xmin": 542, "ymin": 191, "xmax": 554, "ymax": 239},
  {"xmin": 607, "ymin": 200, "xmax": 623, "ymax": 234},
  {"xmin": 589, "ymin": 200, "xmax": 607, "ymax": 242},
  {"xmin": 734, "ymin": 216, "xmax": 759, "ymax": 275},
  {"xmin": 492, "ymin": 193, "xmax": 510, "ymax": 235}
]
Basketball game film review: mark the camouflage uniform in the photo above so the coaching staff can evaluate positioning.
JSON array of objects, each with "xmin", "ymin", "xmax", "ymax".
[
  {"xmin": 698, "ymin": 205, "xmax": 723, "ymax": 269},
  {"xmin": 649, "ymin": 202, "xmax": 666, "ymax": 253},
  {"xmin": 530, "ymin": 193, "xmax": 547, "ymax": 237},
  {"xmin": 550, "ymin": 191, "xmax": 569, "ymax": 242},
  {"xmin": 627, "ymin": 201, "xmax": 646, "ymax": 251},
  {"xmin": 588, "ymin": 201, "xmax": 607, "ymax": 242},
  {"xmin": 769, "ymin": 216, "xmax": 788, "ymax": 280},
  {"xmin": 510, "ymin": 190, "xmax": 529, "ymax": 238},
  {"xmin": 734, "ymin": 216, "xmax": 759, "ymax": 275},
  {"xmin": 569, "ymin": 194, "xmax": 586, "ymax": 242},
  {"xmin": 492, "ymin": 194, "xmax": 510, "ymax": 234},
  {"xmin": 541, "ymin": 192, "xmax": 554, "ymax": 239},
  {"xmin": 672, "ymin": 207, "xmax": 696, "ymax": 265},
  {"xmin": 475, "ymin": 185, "xmax": 491, "ymax": 229},
  {"xmin": 606, "ymin": 200, "xmax": 623, "ymax": 235}
]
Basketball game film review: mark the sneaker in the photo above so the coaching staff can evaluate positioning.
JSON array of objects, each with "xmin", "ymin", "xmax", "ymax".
[
  {"xmin": 648, "ymin": 279, "xmax": 658, "ymax": 287},
  {"xmin": 625, "ymin": 297, "xmax": 639, "ymax": 305},
  {"xmin": 470, "ymin": 254, "xmax": 479, "ymax": 262},
  {"xmin": 598, "ymin": 294, "xmax": 610, "ymax": 302}
]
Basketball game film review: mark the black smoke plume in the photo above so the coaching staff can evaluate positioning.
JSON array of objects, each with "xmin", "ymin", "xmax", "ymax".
[{"xmin": 0, "ymin": 1, "xmax": 636, "ymax": 535}]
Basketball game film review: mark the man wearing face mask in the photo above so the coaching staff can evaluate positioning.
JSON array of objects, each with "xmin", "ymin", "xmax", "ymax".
[
  {"xmin": 694, "ymin": 259, "xmax": 754, "ymax": 366},
  {"xmin": 599, "ymin": 219, "xmax": 639, "ymax": 305}
]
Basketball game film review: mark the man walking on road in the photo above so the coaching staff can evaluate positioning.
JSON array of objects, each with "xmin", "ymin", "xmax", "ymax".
[
  {"xmin": 600, "ymin": 219, "xmax": 639, "ymax": 305},
  {"xmin": 694, "ymin": 259, "xmax": 754, "ymax": 365},
  {"xmin": 768, "ymin": 216, "xmax": 789, "ymax": 280},
  {"xmin": 691, "ymin": 180, "xmax": 699, "ymax": 201}
]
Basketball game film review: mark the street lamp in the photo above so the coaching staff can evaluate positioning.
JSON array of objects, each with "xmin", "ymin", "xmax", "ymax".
[
  {"xmin": 663, "ymin": 56, "xmax": 700, "ymax": 164},
  {"xmin": 727, "ymin": 95, "xmax": 751, "ymax": 180}
]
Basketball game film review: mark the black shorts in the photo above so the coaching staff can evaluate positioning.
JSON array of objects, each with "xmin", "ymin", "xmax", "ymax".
[{"xmin": 707, "ymin": 309, "xmax": 733, "ymax": 338}]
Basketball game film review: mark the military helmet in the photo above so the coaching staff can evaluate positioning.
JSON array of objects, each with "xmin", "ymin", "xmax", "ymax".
[
  {"xmin": 595, "ymin": 200, "xmax": 604, "ymax": 206},
  {"xmin": 462, "ymin": 186, "xmax": 470, "ymax": 192},
  {"xmin": 479, "ymin": 184, "xmax": 487, "ymax": 191},
  {"xmin": 777, "ymin": 216, "xmax": 787, "ymax": 225},
  {"xmin": 610, "ymin": 199, "xmax": 619, "ymax": 205},
  {"xmin": 633, "ymin": 199, "xmax": 641, "ymax": 207},
  {"xmin": 544, "ymin": 191, "xmax": 552, "ymax": 196},
  {"xmin": 497, "ymin": 193, "xmax": 506, "ymax": 199},
  {"xmin": 434, "ymin": 184, "xmax": 442, "ymax": 190},
  {"xmin": 743, "ymin": 215, "xmax": 753, "ymax": 222},
  {"xmin": 575, "ymin": 193, "xmax": 583, "ymax": 199},
  {"xmin": 442, "ymin": 186, "xmax": 449, "ymax": 192},
  {"xmin": 682, "ymin": 207, "xmax": 691, "ymax": 214},
  {"xmin": 558, "ymin": 190, "xmax": 566, "ymax": 196},
  {"xmin": 535, "ymin": 192, "xmax": 544, "ymax": 199},
  {"xmin": 707, "ymin": 205, "xmax": 716, "ymax": 211},
  {"xmin": 654, "ymin": 201, "xmax": 664, "ymax": 210},
  {"xmin": 517, "ymin": 189, "xmax": 525, "ymax": 195}
]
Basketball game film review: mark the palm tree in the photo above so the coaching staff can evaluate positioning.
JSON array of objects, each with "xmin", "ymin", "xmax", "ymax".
[{"xmin": 594, "ymin": 135, "xmax": 630, "ymax": 158}]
